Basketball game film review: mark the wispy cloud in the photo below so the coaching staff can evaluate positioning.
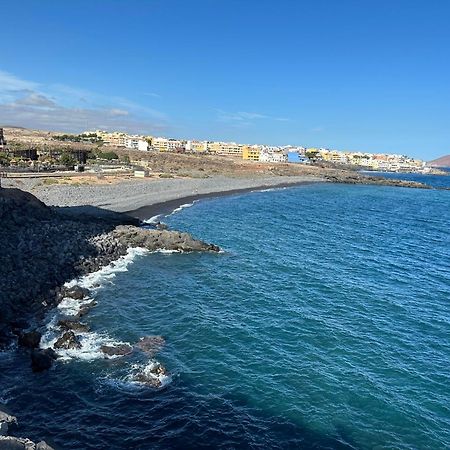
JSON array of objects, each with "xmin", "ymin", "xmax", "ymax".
[
  {"xmin": 108, "ymin": 108, "xmax": 129, "ymax": 117},
  {"xmin": 215, "ymin": 109, "xmax": 290, "ymax": 125},
  {"xmin": 143, "ymin": 92, "xmax": 162, "ymax": 99},
  {"xmin": 311, "ymin": 126, "xmax": 324, "ymax": 132},
  {"xmin": 0, "ymin": 71, "xmax": 38, "ymax": 93},
  {"xmin": 0, "ymin": 69, "xmax": 168, "ymax": 134}
]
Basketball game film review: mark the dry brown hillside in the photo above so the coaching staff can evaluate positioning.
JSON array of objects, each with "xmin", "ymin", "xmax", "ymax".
[{"xmin": 428, "ymin": 154, "xmax": 450, "ymax": 167}]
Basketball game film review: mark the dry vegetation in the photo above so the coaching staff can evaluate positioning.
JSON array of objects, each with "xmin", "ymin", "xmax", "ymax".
[{"xmin": 4, "ymin": 127, "xmax": 431, "ymax": 190}]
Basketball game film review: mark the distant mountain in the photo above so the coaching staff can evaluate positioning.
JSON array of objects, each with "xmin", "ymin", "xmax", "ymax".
[{"xmin": 428, "ymin": 155, "xmax": 450, "ymax": 167}]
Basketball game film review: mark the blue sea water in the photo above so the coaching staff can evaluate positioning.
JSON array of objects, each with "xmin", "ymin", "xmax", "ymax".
[{"xmin": 1, "ymin": 179, "xmax": 450, "ymax": 449}]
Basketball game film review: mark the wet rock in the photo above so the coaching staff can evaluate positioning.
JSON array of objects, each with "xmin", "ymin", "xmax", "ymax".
[
  {"xmin": 36, "ymin": 441, "xmax": 55, "ymax": 450},
  {"xmin": 0, "ymin": 188, "xmax": 220, "ymax": 348},
  {"xmin": 134, "ymin": 363, "xmax": 168, "ymax": 387},
  {"xmin": 112, "ymin": 225, "xmax": 221, "ymax": 253},
  {"xmin": 100, "ymin": 343, "xmax": 133, "ymax": 357},
  {"xmin": 134, "ymin": 375, "xmax": 162, "ymax": 388},
  {"xmin": 0, "ymin": 410, "xmax": 17, "ymax": 426},
  {"xmin": 0, "ymin": 409, "xmax": 17, "ymax": 436},
  {"xmin": 135, "ymin": 335, "xmax": 165, "ymax": 356},
  {"xmin": 18, "ymin": 330, "xmax": 42, "ymax": 349},
  {"xmin": 64, "ymin": 285, "xmax": 89, "ymax": 300},
  {"xmin": 0, "ymin": 436, "xmax": 36, "ymax": 449},
  {"xmin": 58, "ymin": 318, "xmax": 90, "ymax": 332},
  {"xmin": 30, "ymin": 348, "xmax": 58, "ymax": 372},
  {"xmin": 54, "ymin": 331, "xmax": 82, "ymax": 350},
  {"xmin": 156, "ymin": 221, "xmax": 168, "ymax": 230},
  {"xmin": 0, "ymin": 422, "xmax": 8, "ymax": 436},
  {"xmin": 75, "ymin": 300, "xmax": 97, "ymax": 318}
]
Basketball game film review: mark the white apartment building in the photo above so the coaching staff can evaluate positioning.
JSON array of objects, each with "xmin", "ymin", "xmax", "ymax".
[
  {"xmin": 186, "ymin": 140, "xmax": 208, "ymax": 152},
  {"xmin": 152, "ymin": 137, "xmax": 185, "ymax": 152},
  {"xmin": 259, "ymin": 150, "xmax": 288, "ymax": 163},
  {"xmin": 125, "ymin": 137, "xmax": 149, "ymax": 151}
]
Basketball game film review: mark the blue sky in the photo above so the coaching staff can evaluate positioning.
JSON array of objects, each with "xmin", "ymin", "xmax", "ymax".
[{"xmin": 1, "ymin": 0, "xmax": 449, "ymax": 160}]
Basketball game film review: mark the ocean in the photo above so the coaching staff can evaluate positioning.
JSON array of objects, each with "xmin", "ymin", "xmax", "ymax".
[{"xmin": 1, "ymin": 176, "xmax": 450, "ymax": 449}]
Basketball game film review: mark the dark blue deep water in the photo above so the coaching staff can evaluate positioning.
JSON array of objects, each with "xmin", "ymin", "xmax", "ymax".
[{"xmin": 1, "ymin": 180, "xmax": 450, "ymax": 449}]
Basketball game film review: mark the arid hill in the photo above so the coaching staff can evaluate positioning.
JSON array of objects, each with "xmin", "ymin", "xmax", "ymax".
[{"xmin": 428, "ymin": 154, "xmax": 450, "ymax": 167}]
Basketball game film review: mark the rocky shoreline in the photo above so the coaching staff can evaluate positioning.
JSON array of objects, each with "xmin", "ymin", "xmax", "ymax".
[
  {"xmin": 1, "ymin": 186, "xmax": 221, "ymax": 447},
  {"xmin": 320, "ymin": 170, "xmax": 434, "ymax": 189},
  {"xmin": 0, "ymin": 187, "xmax": 219, "ymax": 352}
]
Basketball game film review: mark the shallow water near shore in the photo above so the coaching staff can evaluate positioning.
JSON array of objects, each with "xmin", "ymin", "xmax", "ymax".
[{"xmin": 1, "ymin": 181, "xmax": 450, "ymax": 449}]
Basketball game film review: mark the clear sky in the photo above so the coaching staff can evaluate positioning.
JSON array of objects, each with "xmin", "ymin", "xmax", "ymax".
[{"xmin": 1, "ymin": 0, "xmax": 449, "ymax": 160}]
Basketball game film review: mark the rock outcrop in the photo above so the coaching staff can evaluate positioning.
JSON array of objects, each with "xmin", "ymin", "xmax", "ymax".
[
  {"xmin": 30, "ymin": 348, "xmax": 58, "ymax": 372},
  {"xmin": 17, "ymin": 331, "xmax": 41, "ymax": 350},
  {"xmin": 0, "ymin": 187, "xmax": 220, "ymax": 348},
  {"xmin": 323, "ymin": 172, "xmax": 433, "ymax": 189},
  {"xmin": 54, "ymin": 331, "xmax": 82, "ymax": 350},
  {"xmin": 0, "ymin": 408, "xmax": 54, "ymax": 449},
  {"xmin": 110, "ymin": 225, "xmax": 221, "ymax": 253},
  {"xmin": 135, "ymin": 335, "xmax": 165, "ymax": 356},
  {"xmin": 133, "ymin": 362, "xmax": 168, "ymax": 388},
  {"xmin": 100, "ymin": 343, "xmax": 133, "ymax": 357},
  {"xmin": 57, "ymin": 319, "xmax": 90, "ymax": 332}
]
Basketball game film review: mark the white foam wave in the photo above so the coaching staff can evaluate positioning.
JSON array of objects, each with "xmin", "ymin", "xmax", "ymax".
[
  {"xmin": 65, "ymin": 247, "xmax": 149, "ymax": 291},
  {"xmin": 143, "ymin": 214, "xmax": 162, "ymax": 224},
  {"xmin": 40, "ymin": 316, "xmax": 132, "ymax": 362},
  {"xmin": 253, "ymin": 186, "xmax": 288, "ymax": 193},
  {"xmin": 127, "ymin": 360, "xmax": 172, "ymax": 388},
  {"xmin": 169, "ymin": 201, "xmax": 196, "ymax": 215},
  {"xmin": 40, "ymin": 247, "xmax": 149, "ymax": 361},
  {"xmin": 154, "ymin": 249, "xmax": 181, "ymax": 254}
]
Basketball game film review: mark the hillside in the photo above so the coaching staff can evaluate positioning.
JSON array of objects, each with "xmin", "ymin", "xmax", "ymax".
[{"xmin": 428, "ymin": 154, "xmax": 450, "ymax": 167}]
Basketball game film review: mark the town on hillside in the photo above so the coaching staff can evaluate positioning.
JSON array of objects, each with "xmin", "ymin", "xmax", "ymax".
[{"xmin": 0, "ymin": 126, "xmax": 429, "ymax": 173}]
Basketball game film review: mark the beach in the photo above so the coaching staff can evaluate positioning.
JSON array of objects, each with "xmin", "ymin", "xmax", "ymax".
[{"xmin": 3, "ymin": 174, "xmax": 321, "ymax": 218}]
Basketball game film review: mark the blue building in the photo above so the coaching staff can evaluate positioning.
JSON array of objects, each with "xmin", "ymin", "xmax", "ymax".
[{"xmin": 287, "ymin": 152, "xmax": 308, "ymax": 163}]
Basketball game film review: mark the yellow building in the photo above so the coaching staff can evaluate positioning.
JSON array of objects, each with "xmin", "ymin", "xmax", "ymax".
[
  {"xmin": 91, "ymin": 130, "xmax": 128, "ymax": 147},
  {"xmin": 151, "ymin": 137, "xmax": 169, "ymax": 152},
  {"xmin": 242, "ymin": 145, "xmax": 260, "ymax": 161},
  {"xmin": 207, "ymin": 141, "xmax": 242, "ymax": 156},
  {"xmin": 186, "ymin": 140, "xmax": 208, "ymax": 152}
]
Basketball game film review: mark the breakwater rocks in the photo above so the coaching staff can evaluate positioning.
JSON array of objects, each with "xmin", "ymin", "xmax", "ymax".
[{"xmin": 0, "ymin": 187, "xmax": 220, "ymax": 349}]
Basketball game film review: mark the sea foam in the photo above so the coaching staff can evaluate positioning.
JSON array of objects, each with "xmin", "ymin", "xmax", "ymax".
[{"xmin": 40, "ymin": 247, "xmax": 149, "ymax": 362}]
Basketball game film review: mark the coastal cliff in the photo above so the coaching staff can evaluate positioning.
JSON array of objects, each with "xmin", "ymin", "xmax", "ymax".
[{"xmin": 0, "ymin": 187, "xmax": 219, "ymax": 348}]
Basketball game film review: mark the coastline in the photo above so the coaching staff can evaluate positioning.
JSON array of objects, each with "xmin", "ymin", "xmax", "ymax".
[
  {"xmin": 1, "ymin": 172, "xmax": 448, "ymax": 448},
  {"xmin": 3, "ymin": 170, "xmax": 439, "ymax": 224},
  {"xmin": 126, "ymin": 179, "xmax": 320, "ymax": 220},
  {"xmin": 2, "ymin": 175, "xmax": 322, "ymax": 215},
  {"xmin": 0, "ymin": 171, "xmax": 441, "ymax": 346}
]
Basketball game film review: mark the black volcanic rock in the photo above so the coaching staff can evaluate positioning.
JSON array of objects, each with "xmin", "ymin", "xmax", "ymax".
[
  {"xmin": 18, "ymin": 330, "xmax": 41, "ymax": 349},
  {"xmin": 54, "ymin": 331, "xmax": 82, "ymax": 350},
  {"xmin": 64, "ymin": 285, "xmax": 90, "ymax": 300},
  {"xmin": 135, "ymin": 335, "xmax": 165, "ymax": 356},
  {"xmin": 0, "ymin": 187, "xmax": 220, "ymax": 348},
  {"xmin": 30, "ymin": 348, "xmax": 58, "ymax": 372},
  {"xmin": 112, "ymin": 225, "xmax": 221, "ymax": 253},
  {"xmin": 100, "ymin": 343, "xmax": 133, "ymax": 357},
  {"xmin": 58, "ymin": 318, "xmax": 90, "ymax": 332}
]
